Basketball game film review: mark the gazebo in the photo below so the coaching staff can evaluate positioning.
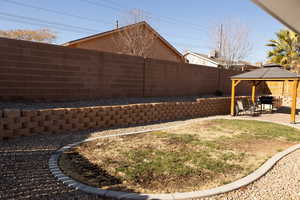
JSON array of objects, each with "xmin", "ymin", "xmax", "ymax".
[{"xmin": 230, "ymin": 64, "xmax": 300, "ymax": 123}]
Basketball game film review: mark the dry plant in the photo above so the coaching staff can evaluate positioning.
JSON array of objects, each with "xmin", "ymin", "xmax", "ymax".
[
  {"xmin": 0, "ymin": 28, "xmax": 56, "ymax": 43},
  {"xmin": 210, "ymin": 19, "xmax": 253, "ymax": 69},
  {"xmin": 113, "ymin": 9, "xmax": 156, "ymax": 57}
]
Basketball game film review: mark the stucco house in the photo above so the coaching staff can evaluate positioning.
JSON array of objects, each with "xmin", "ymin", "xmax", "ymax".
[
  {"xmin": 63, "ymin": 21, "xmax": 184, "ymax": 63},
  {"xmin": 184, "ymin": 51, "xmax": 258, "ymax": 71},
  {"xmin": 184, "ymin": 51, "xmax": 222, "ymax": 67}
]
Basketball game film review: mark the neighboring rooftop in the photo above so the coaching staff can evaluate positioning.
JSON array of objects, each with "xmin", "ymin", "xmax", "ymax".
[
  {"xmin": 63, "ymin": 21, "xmax": 183, "ymax": 61},
  {"xmin": 184, "ymin": 51, "xmax": 253, "ymax": 65},
  {"xmin": 184, "ymin": 51, "xmax": 258, "ymax": 71}
]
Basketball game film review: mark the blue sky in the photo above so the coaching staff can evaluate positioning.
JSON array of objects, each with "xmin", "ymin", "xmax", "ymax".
[{"xmin": 0, "ymin": 0, "xmax": 285, "ymax": 63}]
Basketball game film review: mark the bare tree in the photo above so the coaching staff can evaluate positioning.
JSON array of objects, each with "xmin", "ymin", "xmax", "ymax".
[
  {"xmin": 210, "ymin": 20, "xmax": 253, "ymax": 69},
  {"xmin": 119, "ymin": 8, "xmax": 152, "ymax": 26},
  {"xmin": 113, "ymin": 9, "xmax": 156, "ymax": 58},
  {"xmin": 0, "ymin": 28, "xmax": 56, "ymax": 43}
]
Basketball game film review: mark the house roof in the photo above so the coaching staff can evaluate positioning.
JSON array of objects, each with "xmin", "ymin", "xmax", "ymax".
[
  {"xmin": 183, "ymin": 51, "xmax": 223, "ymax": 65},
  {"xmin": 63, "ymin": 21, "xmax": 183, "ymax": 60},
  {"xmin": 184, "ymin": 51, "xmax": 253, "ymax": 66},
  {"xmin": 252, "ymin": 0, "xmax": 300, "ymax": 34},
  {"xmin": 231, "ymin": 66, "xmax": 300, "ymax": 80}
]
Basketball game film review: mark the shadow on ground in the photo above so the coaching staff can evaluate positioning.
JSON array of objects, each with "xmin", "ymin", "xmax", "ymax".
[
  {"xmin": 276, "ymin": 106, "xmax": 300, "ymax": 114},
  {"xmin": 60, "ymin": 149, "xmax": 138, "ymax": 193},
  {"xmin": 0, "ymin": 119, "xmax": 183, "ymax": 200}
]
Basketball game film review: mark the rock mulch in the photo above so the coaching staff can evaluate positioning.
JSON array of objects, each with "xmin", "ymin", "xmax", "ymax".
[
  {"xmin": 0, "ymin": 96, "xmax": 204, "ymax": 110},
  {"xmin": 0, "ymin": 118, "xmax": 196, "ymax": 200},
  {"xmin": 202, "ymin": 150, "xmax": 300, "ymax": 200},
  {"xmin": 1, "ymin": 115, "xmax": 299, "ymax": 200},
  {"xmin": 0, "ymin": 132, "xmax": 103, "ymax": 200}
]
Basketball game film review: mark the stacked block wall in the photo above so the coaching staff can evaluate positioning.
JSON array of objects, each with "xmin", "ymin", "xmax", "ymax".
[
  {"xmin": 0, "ymin": 37, "xmax": 250, "ymax": 101},
  {"xmin": 0, "ymin": 97, "xmax": 248, "ymax": 139}
]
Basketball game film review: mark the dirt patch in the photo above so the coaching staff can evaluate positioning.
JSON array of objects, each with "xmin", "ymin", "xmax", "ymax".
[
  {"xmin": 59, "ymin": 119, "xmax": 300, "ymax": 194},
  {"xmin": 229, "ymin": 139, "xmax": 294, "ymax": 154},
  {"xmin": 165, "ymin": 120, "xmax": 240, "ymax": 140}
]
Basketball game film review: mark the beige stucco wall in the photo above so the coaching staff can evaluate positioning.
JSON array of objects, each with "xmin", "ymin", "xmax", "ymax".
[
  {"xmin": 70, "ymin": 34, "xmax": 115, "ymax": 54},
  {"xmin": 67, "ymin": 31, "xmax": 183, "ymax": 63},
  {"xmin": 148, "ymin": 37, "xmax": 183, "ymax": 62}
]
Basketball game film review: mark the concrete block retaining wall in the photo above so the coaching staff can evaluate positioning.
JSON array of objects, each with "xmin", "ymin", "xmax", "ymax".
[{"xmin": 0, "ymin": 97, "xmax": 249, "ymax": 140}]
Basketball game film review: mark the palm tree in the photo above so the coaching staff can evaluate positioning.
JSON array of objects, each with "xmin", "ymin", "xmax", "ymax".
[{"xmin": 266, "ymin": 29, "xmax": 300, "ymax": 71}]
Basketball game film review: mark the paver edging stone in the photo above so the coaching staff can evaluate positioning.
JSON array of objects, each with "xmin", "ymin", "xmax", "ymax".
[{"xmin": 49, "ymin": 117, "xmax": 300, "ymax": 200}]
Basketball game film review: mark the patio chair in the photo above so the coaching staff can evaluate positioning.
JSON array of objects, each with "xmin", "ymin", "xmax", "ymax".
[
  {"xmin": 235, "ymin": 99, "xmax": 258, "ymax": 116},
  {"xmin": 235, "ymin": 100, "xmax": 246, "ymax": 116},
  {"xmin": 247, "ymin": 98, "xmax": 260, "ymax": 116}
]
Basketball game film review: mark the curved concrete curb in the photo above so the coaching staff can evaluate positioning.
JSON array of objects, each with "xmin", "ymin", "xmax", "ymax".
[{"xmin": 49, "ymin": 118, "xmax": 300, "ymax": 200}]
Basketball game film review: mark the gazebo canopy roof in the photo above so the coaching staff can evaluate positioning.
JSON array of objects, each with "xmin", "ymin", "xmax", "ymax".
[{"xmin": 231, "ymin": 66, "xmax": 300, "ymax": 80}]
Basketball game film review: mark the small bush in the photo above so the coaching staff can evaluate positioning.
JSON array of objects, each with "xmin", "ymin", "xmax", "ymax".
[{"xmin": 214, "ymin": 90, "xmax": 223, "ymax": 96}]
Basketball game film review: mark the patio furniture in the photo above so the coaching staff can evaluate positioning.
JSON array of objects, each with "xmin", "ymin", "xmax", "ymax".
[
  {"xmin": 257, "ymin": 96, "xmax": 274, "ymax": 113},
  {"xmin": 235, "ymin": 100, "xmax": 245, "ymax": 116},
  {"xmin": 235, "ymin": 99, "xmax": 258, "ymax": 116},
  {"xmin": 230, "ymin": 65, "xmax": 300, "ymax": 123},
  {"xmin": 247, "ymin": 98, "xmax": 260, "ymax": 115}
]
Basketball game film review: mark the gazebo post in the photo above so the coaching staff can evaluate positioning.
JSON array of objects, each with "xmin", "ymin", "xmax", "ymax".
[
  {"xmin": 231, "ymin": 80, "xmax": 241, "ymax": 116},
  {"xmin": 231, "ymin": 80, "xmax": 236, "ymax": 116},
  {"xmin": 251, "ymin": 81, "xmax": 256, "ymax": 104},
  {"xmin": 290, "ymin": 80, "xmax": 299, "ymax": 123}
]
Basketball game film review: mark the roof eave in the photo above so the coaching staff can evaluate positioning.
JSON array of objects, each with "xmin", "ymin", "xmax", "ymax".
[
  {"xmin": 142, "ymin": 22, "xmax": 183, "ymax": 60},
  {"xmin": 231, "ymin": 77, "xmax": 300, "ymax": 81},
  {"xmin": 62, "ymin": 21, "xmax": 147, "ymax": 46},
  {"xmin": 62, "ymin": 21, "xmax": 183, "ymax": 61},
  {"xmin": 251, "ymin": 0, "xmax": 300, "ymax": 34}
]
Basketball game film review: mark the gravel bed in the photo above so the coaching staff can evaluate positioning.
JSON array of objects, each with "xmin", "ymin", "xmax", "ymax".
[
  {"xmin": 0, "ymin": 115, "xmax": 299, "ymax": 200},
  {"xmin": 0, "ymin": 117, "xmax": 202, "ymax": 200},
  {"xmin": 201, "ymin": 149, "xmax": 300, "ymax": 200},
  {"xmin": 0, "ymin": 96, "xmax": 211, "ymax": 110}
]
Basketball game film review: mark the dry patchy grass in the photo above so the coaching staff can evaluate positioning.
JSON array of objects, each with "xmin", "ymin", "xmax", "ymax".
[{"xmin": 59, "ymin": 119, "xmax": 300, "ymax": 193}]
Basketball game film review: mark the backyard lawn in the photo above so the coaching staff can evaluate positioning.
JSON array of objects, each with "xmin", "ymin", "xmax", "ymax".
[{"xmin": 59, "ymin": 119, "xmax": 300, "ymax": 193}]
